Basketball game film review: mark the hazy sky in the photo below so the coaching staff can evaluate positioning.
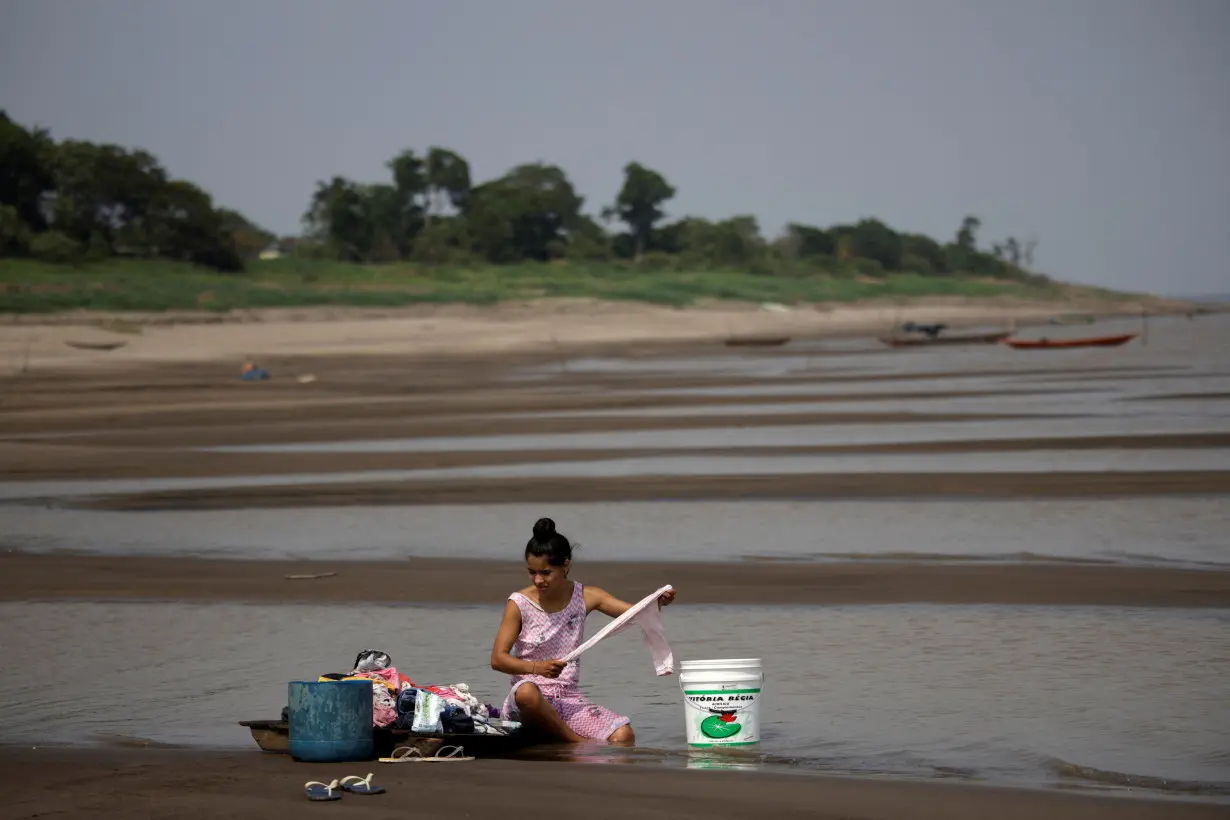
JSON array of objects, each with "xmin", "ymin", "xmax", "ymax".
[{"xmin": 2, "ymin": 0, "xmax": 1226, "ymax": 293}]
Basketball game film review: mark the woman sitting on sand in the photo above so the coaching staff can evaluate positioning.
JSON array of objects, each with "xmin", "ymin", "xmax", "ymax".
[{"xmin": 490, "ymin": 518, "xmax": 676, "ymax": 745}]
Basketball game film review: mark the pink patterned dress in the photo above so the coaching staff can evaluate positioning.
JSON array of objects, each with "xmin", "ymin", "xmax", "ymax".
[{"xmin": 502, "ymin": 582, "xmax": 630, "ymax": 740}]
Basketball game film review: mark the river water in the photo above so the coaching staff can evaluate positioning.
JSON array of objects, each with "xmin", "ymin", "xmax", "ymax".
[{"xmin": 0, "ymin": 600, "xmax": 1226, "ymax": 797}]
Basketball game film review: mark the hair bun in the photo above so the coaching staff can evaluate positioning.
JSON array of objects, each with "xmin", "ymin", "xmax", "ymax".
[{"xmin": 532, "ymin": 517, "xmax": 556, "ymax": 541}]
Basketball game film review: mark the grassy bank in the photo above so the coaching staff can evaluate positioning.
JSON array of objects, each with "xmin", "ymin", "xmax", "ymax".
[{"xmin": 0, "ymin": 258, "xmax": 1129, "ymax": 314}]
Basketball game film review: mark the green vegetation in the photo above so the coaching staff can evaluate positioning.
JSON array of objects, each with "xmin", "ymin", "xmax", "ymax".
[
  {"xmin": 0, "ymin": 258, "xmax": 1079, "ymax": 314},
  {"xmin": 2, "ymin": 110, "xmax": 1083, "ymax": 314}
]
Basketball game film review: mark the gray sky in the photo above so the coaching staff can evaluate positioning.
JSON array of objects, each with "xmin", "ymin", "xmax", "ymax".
[{"xmin": 2, "ymin": 0, "xmax": 1227, "ymax": 294}]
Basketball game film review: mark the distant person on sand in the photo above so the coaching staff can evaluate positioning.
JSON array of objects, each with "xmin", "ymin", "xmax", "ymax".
[
  {"xmin": 239, "ymin": 360, "xmax": 270, "ymax": 381},
  {"xmin": 490, "ymin": 518, "xmax": 676, "ymax": 745}
]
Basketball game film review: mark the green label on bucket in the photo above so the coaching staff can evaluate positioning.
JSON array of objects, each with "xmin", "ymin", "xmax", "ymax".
[
  {"xmin": 684, "ymin": 688, "xmax": 761, "ymax": 746},
  {"xmin": 700, "ymin": 714, "xmax": 742, "ymax": 739}
]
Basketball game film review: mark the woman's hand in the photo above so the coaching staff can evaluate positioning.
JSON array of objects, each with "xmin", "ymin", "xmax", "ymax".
[
  {"xmin": 534, "ymin": 659, "xmax": 568, "ymax": 679},
  {"xmin": 658, "ymin": 589, "xmax": 676, "ymax": 608}
]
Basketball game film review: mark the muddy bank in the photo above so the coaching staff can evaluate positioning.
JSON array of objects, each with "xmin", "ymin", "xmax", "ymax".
[
  {"xmin": 0, "ymin": 746, "xmax": 1222, "ymax": 820},
  {"xmin": 4, "ymin": 433, "xmax": 1228, "ymax": 481},
  {"xmin": 3, "ymin": 409, "xmax": 1056, "ymax": 448},
  {"xmin": 4, "ymin": 553, "xmax": 1228, "ymax": 607},
  {"xmin": 65, "ymin": 470, "xmax": 1230, "ymax": 510}
]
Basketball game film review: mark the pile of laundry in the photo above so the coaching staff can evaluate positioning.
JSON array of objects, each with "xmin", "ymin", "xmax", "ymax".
[{"xmin": 313, "ymin": 649, "xmax": 519, "ymax": 735}]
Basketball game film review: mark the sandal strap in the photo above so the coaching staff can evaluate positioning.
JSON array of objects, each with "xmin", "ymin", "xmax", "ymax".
[
  {"xmin": 391, "ymin": 746, "xmax": 423, "ymax": 759},
  {"xmin": 305, "ymin": 779, "xmax": 339, "ymax": 795}
]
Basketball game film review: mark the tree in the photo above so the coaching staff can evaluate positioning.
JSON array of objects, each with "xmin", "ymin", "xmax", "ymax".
[
  {"xmin": 386, "ymin": 149, "xmax": 428, "ymax": 250},
  {"xmin": 149, "ymin": 180, "xmax": 243, "ymax": 271},
  {"xmin": 611, "ymin": 162, "xmax": 675, "ymax": 261},
  {"xmin": 303, "ymin": 176, "xmax": 374, "ymax": 262},
  {"xmin": 786, "ymin": 223, "xmax": 835, "ymax": 258},
  {"xmin": 562, "ymin": 214, "xmax": 612, "ymax": 261},
  {"xmin": 217, "ymin": 208, "xmax": 275, "ymax": 259},
  {"xmin": 49, "ymin": 140, "xmax": 169, "ymax": 252},
  {"xmin": 0, "ymin": 204, "xmax": 33, "ymax": 255},
  {"xmin": 424, "ymin": 147, "xmax": 471, "ymax": 219},
  {"xmin": 955, "ymin": 215, "xmax": 981, "ymax": 250},
  {"xmin": 848, "ymin": 218, "xmax": 903, "ymax": 271},
  {"xmin": 0, "ymin": 111, "xmax": 55, "ymax": 233},
  {"xmin": 900, "ymin": 233, "xmax": 948, "ymax": 275},
  {"xmin": 675, "ymin": 215, "xmax": 764, "ymax": 267},
  {"xmin": 465, "ymin": 163, "xmax": 583, "ymax": 262}
]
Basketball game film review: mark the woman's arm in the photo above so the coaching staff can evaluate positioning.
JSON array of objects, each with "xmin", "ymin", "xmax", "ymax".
[
  {"xmin": 585, "ymin": 585, "xmax": 676, "ymax": 617},
  {"xmin": 585, "ymin": 586, "xmax": 632, "ymax": 618},
  {"xmin": 490, "ymin": 599, "xmax": 565, "ymax": 677}
]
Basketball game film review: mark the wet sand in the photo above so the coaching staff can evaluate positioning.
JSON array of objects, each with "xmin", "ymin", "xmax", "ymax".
[
  {"xmin": 5, "ymin": 433, "xmax": 1228, "ymax": 481},
  {"xmin": 65, "ymin": 470, "xmax": 1230, "ymax": 510},
  {"xmin": 5, "ymin": 552, "xmax": 1228, "ymax": 608},
  {"xmin": 0, "ymin": 746, "xmax": 1221, "ymax": 820}
]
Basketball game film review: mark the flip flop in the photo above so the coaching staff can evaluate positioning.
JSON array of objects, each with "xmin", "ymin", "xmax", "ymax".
[
  {"xmin": 304, "ymin": 779, "xmax": 341, "ymax": 801},
  {"xmin": 378, "ymin": 745, "xmax": 475, "ymax": 763},
  {"xmin": 339, "ymin": 773, "xmax": 385, "ymax": 795}
]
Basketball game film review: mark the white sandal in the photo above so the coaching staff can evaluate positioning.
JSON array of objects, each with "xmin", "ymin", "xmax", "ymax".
[
  {"xmin": 339, "ymin": 772, "xmax": 385, "ymax": 795},
  {"xmin": 378, "ymin": 745, "xmax": 474, "ymax": 763}
]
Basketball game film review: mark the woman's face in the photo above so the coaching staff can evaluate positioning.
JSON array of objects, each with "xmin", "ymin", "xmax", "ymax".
[{"xmin": 526, "ymin": 554, "xmax": 569, "ymax": 593}]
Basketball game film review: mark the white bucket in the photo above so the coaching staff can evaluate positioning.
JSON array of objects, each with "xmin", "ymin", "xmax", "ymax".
[{"xmin": 679, "ymin": 658, "xmax": 763, "ymax": 747}]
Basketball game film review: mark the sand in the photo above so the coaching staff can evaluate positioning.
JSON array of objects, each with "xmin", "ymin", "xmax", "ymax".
[
  {"xmin": 0, "ymin": 296, "xmax": 1181, "ymax": 373},
  {"xmin": 1, "ymin": 747, "xmax": 1224, "ymax": 820}
]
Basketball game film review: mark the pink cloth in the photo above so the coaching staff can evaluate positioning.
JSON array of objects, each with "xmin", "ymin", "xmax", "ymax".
[
  {"xmin": 561, "ymin": 584, "xmax": 674, "ymax": 675},
  {"xmin": 348, "ymin": 666, "xmax": 403, "ymax": 728},
  {"xmin": 501, "ymin": 582, "xmax": 630, "ymax": 740},
  {"xmin": 361, "ymin": 667, "xmax": 404, "ymax": 690}
]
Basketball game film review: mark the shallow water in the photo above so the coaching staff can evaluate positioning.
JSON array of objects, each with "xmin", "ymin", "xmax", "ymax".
[
  {"xmin": 1, "ymin": 600, "xmax": 1225, "ymax": 798},
  {"xmin": 1, "ymin": 448, "xmax": 1228, "ymax": 504},
  {"xmin": 3, "ymin": 497, "xmax": 1227, "ymax": 567}
]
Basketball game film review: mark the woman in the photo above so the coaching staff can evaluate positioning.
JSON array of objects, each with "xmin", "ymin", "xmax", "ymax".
[{"xmin": 490, "ymin": 518, "xmax": 676, "ymax": 745}]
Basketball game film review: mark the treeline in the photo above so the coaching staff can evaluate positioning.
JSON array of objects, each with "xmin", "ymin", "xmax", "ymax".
[
  {"xmin": 2, "ymin": 111, "xmax": 1043, "ymax": 283},
  {"xmin": 0, "ymin": 111, "xmax": 267, "ymax": 271}
]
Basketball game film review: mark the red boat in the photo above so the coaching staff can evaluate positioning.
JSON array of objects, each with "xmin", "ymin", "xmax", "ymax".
[{"xmin": 1003, "ymin": 333, "xmax": 1137, "ymax": 350}]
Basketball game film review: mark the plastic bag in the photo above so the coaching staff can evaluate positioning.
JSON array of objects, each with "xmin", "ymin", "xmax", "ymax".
[{"xmin": 353, "ymin": 649, "xmax": 392, "ymax": 672}]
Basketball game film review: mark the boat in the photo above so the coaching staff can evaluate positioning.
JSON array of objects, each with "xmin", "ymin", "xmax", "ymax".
[
  {"xmin": 877, "ymin": 330, "xmax": 1012, "ymax": 348},
  {"xmin": 65, "ymin": 340, "xmax": 128, "ymax": 351},
  {"xmin": 724, "ymin": 335, "xmax": 791, "ymax": 347},
  {"xmin": 1003, "ymin": 333, "xmax": 1137, "ymax": 350},
  {"xmin": 239, "ymin": 718, "xmax": 534, "ymax": 758}
]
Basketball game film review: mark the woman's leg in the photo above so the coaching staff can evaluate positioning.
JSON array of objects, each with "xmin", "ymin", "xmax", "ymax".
[
  {"xmin": 607, "ymin": 724, "xmax": 635, "ymax": 745},
  {"xmin": 513, "ymin": 683, "xmax": 589, "ymax": 743}
]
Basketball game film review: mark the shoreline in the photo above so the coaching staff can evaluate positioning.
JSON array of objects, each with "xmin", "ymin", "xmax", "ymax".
[
  {"xmin": 0, "ymin": 746, "xmax": 1223, "ymax": 820},
  {"xmin": 4, "ymin": 552, "xmax": 1228, "ymax": 607},
  {"xmin": 0, "ymin": 295, "xmax": 1194, "ymax": 373}
]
